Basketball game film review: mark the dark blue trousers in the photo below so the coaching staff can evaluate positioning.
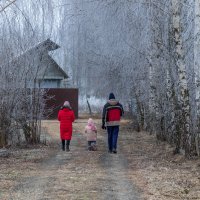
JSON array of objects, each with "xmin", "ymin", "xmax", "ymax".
[{"xmin": 107, "ymin": 126, "xmax": 119, "ymax": 151}]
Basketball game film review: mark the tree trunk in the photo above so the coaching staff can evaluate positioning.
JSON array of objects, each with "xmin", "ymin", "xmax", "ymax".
[
  {"xmin": 0, "ymin": 129, "xmax": 6, "ymax": 147},
  {"xmin": 149, "ymin": 1, "xmax": 161, "ymax": 137},
  {"xmin": 194, "ymin": 0, "xmax": 200, "ymax": 156},
  {"xmin": 172, "ymin": 0, "xmax": 192, "ymax": 157},
  {"xmin": 87, "ymin": 99, "xmax": 92, "ymax": 116}
]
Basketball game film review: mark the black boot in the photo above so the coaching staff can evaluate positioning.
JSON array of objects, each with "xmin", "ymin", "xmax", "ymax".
[
  {"xmin": 62, "ymin": 140, "xmax": 65, "ymax": 151},
  {"xmin": 66, "ymin": 140, "xmax": 70, "ymax": 151},
  {"xmin": 112, "ymin": 149, "xmax": 117, "ymax": 154}
]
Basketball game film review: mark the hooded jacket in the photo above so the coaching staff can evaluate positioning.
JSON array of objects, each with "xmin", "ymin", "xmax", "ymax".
[{"xmin": 102, "ymin": 99, "xmax": 124, "ymax": 127}]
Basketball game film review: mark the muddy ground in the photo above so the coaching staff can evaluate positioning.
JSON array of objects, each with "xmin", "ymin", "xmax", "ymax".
[{"xmin": 0, "ymin": 116, "xmax": 200, "ymax": 200}]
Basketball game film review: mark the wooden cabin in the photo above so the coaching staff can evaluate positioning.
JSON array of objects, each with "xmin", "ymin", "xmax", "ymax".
[{"xmin": 11, "ymin": 39, "xmax": 68, "ymax": 88}]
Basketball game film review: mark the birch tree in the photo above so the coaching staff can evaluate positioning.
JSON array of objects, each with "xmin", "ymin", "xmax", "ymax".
[{"xmin": 194, "ymin": 0, "xmax": 200, "ymax": 155}]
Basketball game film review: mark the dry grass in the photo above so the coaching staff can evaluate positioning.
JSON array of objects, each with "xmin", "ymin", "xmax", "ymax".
[{"xmin": 119, "ymin": 121, "xmax": 200, "ymax": 200}]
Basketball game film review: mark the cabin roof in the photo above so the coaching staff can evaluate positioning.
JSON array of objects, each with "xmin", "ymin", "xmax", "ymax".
[
  {"xmin": 10, "ymin": 39, "xmax": 68, "ymax": 79},
  {"xmin": 30, "ymin": 38, "xmax": 60, "ymax": 52}
]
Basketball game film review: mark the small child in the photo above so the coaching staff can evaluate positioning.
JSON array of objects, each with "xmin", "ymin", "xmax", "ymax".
[{"xmin": 85, "ymin": 118, "xmax": 97, "ymax": 151}]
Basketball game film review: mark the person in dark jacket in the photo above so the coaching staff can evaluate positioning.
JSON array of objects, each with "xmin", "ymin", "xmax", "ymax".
[
  {"xmin": 102, "ymin": 93, "xmax": 124, "ymax": 153},
  {"xmin": 58, "ymin": 101, "xmax": 75, "ymax": 151}
]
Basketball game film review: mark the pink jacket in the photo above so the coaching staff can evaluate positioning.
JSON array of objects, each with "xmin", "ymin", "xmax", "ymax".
[{"xmin": 85, "ymin": 118, "xmax": 97, "ymax": 141}]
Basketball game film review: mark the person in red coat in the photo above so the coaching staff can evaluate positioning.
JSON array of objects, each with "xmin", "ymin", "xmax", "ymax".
[{"xmin": 58, "ymin": 101, "xmax": 75, "ymax": 151}]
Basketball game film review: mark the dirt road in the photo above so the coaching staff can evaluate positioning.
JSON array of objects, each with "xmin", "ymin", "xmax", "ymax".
[
  {"xmin": 1, "ymin": 117, "xmax": 200, "ymax": 200},
  {"xmin": 2, "ymin": 119, "xmax": 141, "ymax": 200}
]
